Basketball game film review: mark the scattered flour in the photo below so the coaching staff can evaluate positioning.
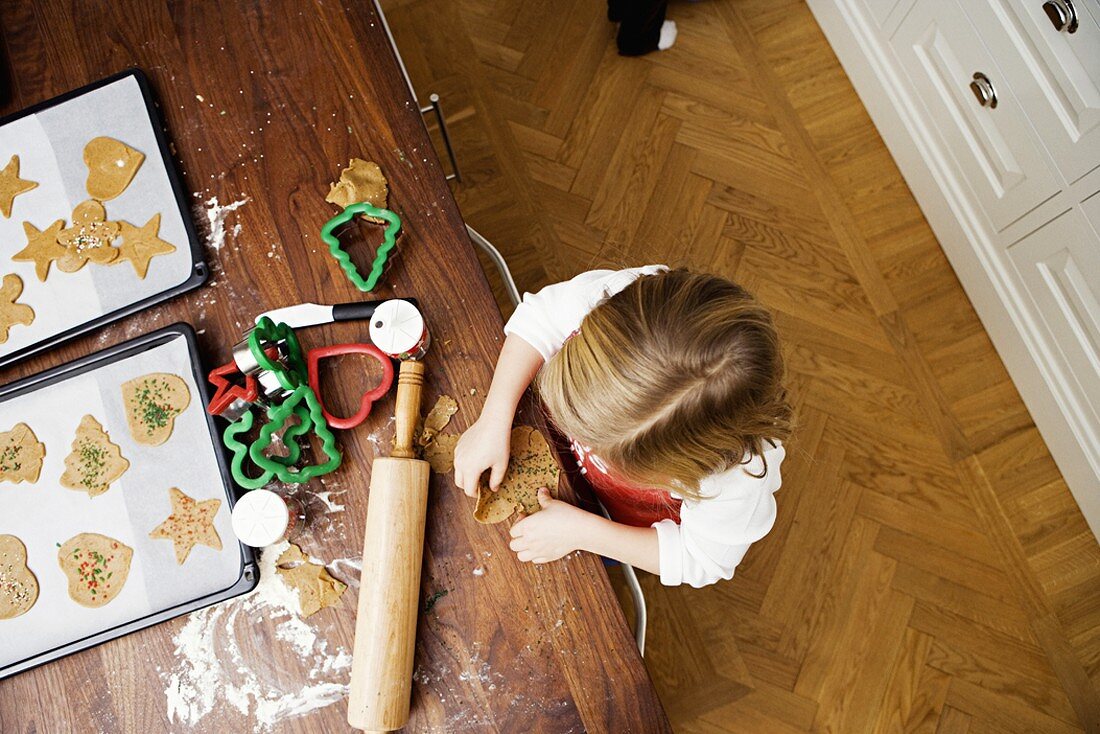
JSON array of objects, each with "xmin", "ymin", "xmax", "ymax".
[
  {"xmin": 201, "ymin": 195, "xmax": 249, "ymax": 251},
  {"xmin": 314, "ymin": 490, "xmax": 346, "ymax": 513},
  {"xmin": 162, "ymin": 541, "xmax": 353, "ymax": 731}
]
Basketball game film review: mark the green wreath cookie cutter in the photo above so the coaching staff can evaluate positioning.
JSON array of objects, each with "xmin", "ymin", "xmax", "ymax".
[
  {"xmin": 250, "ymin": 316, "xmax": 306, "ymax": 392},
  {"xmin": 319, "ymin": 202, "xmax": 402, "ymax": 293}
]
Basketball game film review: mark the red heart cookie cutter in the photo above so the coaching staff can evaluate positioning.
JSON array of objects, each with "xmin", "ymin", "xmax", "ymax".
[{"xmin": 306, "ymin": 343, "xmax": 394, "ymax": 430}]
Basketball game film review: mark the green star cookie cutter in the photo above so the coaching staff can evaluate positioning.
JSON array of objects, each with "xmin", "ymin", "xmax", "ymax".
[{"xmin": 319, "ymin": 202, "xmax": 402, "ymax": 293}]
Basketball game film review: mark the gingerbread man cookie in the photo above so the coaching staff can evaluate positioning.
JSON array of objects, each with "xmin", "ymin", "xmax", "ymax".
[
  {"xmin": 0, "ymin": 274, "xmax": 34, "ymax": 344},
  {"xmin": 56, "ymin": 200, "xmax": 120, "ymax": 272}
]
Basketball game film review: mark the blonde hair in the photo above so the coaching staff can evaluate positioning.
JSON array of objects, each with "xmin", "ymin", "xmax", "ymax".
[{"xmin": 537, "ymin": 269, "xmax": 792, "ymax": 501}]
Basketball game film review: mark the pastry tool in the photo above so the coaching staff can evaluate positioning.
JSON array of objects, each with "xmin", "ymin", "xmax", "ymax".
[
  {"xmin": 348, "ymin": 301, "xmax": 432, "ymax": 732},
  {"xmin": 230, "ymin": 488, "xmax": 304, "ymax": 547},
  {"xmin": 320, "ymin": 202, "xmax": 402, "ymax": 293},
  {"xmin": 257, "ymin": 297, "xmax": 417, "ymax": 330}
]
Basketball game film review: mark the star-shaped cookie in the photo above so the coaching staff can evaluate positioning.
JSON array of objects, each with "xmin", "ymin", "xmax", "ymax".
[
  {"xmin": 0, "ymin": 156, "xmax": 37, "ymax": 219},
  {"xmin": 57, "ymin": 199, "xmax": 120, "ymax": 272},
  {"xmin": 114, "ymin": 213, "xmax": 176, "ymax": 278},
  {"xmin": 0, "ymin": 274, "xmax": 34, "ymax": 344},
  {"xmin": 12, "ymin": 220, "xmax": 67, "ymax": 281},
  {"xmin": 149, "ymin": 487, "xmax": 222, "ymax": 564}
]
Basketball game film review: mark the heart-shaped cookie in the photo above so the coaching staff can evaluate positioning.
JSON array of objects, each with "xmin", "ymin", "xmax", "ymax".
[
  {"xmin": 121, "ymin": 372, "xmax": 191, "ymax": 446},
  {"xmin": 0, "ymin": 534, "xmax": 38, "ymax": 619},
  {"xmin": 83, "ymin": 136, "xmax": 144, "ymax": 201},
  {"xmin": 306, "ymin": 343, "xmax": 394, "ymax": 429}
]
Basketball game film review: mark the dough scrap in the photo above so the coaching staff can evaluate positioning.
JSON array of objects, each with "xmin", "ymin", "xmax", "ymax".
[
  {"xmin": 60, "ymin": 415, "xmax": 129, "ymax": 497},
  {"xmin": 121, "ymin": 372, "xmax": 191, "ymax": 446},
  {"xmin": 422, "ymin": 432, "xmax": 458, "ymax": 475},
  {"xmin": 56, "ymin": 199, "xmax": 120, "ymax": 272},
  {"xmin": 0, "ymin": 422, "xmax": 46, "ymax": 485},
  {"xmin": 420, "ymin": 395, "xmax": 458, "ymax": 447},
  {"xmin": 473, "ymin": 426, "xmax": 560, "ymax": 524},
  {"xmin": 0, "ymin": 155, "xmax": 37, "ymax": 219},
  {"xmin": 12, "ymin": 220, "xmax": 67, "ymax": 281},
  {"xmin": 149, "ymin": 487, "xmax": 223, "ymax": 564},
  {"xmin": 83, "ymin": 136, "xmax": 145, "ymax": 201},
  {"xmin": 0, "ymin": 274, "xmax": 35, "ymax": 344},
  {"xmin": 276, "ymin": 543, "xmax": 347, "ymax": 617},
  {"xmin": 114, "ymin": 213, "xmax": 176, "ymax": 278},
  {"xmin": 325, "ymin": 158, "xmax": 389, "ymax": 219},
  {"xmin": 57, "ymin": 532, "xmax": 132, "ymax": 607},
  {"xmin": 0, "ymin": 535, "xmax": 38, "ymax": 619}
]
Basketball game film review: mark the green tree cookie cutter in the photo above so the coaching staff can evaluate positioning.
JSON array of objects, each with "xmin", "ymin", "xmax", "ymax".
[
  {"xmin": 319, "ymin": 202, "xmax": 402, "ymax": 292},
  {"xmin": 248, "ymin": 383, "xmax": 342, "ymax": 484}
]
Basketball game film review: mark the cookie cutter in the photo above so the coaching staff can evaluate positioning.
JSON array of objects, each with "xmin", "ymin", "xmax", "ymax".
[
  {"xmin": 306, "ymin": 342, "xmax": 394, "ymax": 430},
  {"xmin": 319, "ymin": 202, "xmax": 402, "ymax": 293}
]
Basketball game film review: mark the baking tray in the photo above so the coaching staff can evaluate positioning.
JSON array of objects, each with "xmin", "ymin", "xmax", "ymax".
[
  {"xmin": 0, "ymin": 68, "xmax": 206, "ymax": 368},
  {"xmin": 0, "ymin": 323, "xmax": 256, "ymax": 680}
]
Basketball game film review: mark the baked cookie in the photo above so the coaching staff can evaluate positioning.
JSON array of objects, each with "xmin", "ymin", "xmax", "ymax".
[
  {"xmin": 149, "ymin": 487, "xmax": 222, "ymax": 564},
  {"xmin": 60, "ymin": 415, "xmax": 129, "ymax": 497},
  {"xmin": 472, "ymin": 426, "xmax": 560, "ymax": 524},
  {"xmin": 325, "ymin": 158, "xmax": 389, "ymax": 221},
  {"xmin": 57, "ymin": 533, "xmax": 132, "ymax": 608},
  {"xmin": 0, "ymin": 155, "xmax": 37, "ymax": 219},
  {"xmin": 0, "ymin": 422, "xmax": 46, "ymax": 485},
  {"xmin": 83, "ymin": 137, "xmax": 144, "ymax": 201},
  {"xmin": 276, "ymin": 543, "xmax": 347, "ymax": 617},
  {"xmin": 12, "ymin": 220, "xmax": 67, "ymax": 281},
  {"xmin": 113, "ymin": 214, "xmax": 176, "ymax": 278},
  {"xmin": 121, "ymin": 372, "xmax": 191, "ymax": 446},
  {"xmin": 0, "ymin": 274, "xmax": 34, "ymax": 344},
  {"xmin": 56, "ymin": 200, "xmax": 120, "ymax": 272},
  {"xmin": 0, "ymin": 535, "xmax": 38, "ymax": 619}
]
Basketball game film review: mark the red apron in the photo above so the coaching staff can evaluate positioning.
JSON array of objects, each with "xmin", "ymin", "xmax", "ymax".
[{"xmin": 569, "ymin": 439, "xmax": 682, "ymax": 528}]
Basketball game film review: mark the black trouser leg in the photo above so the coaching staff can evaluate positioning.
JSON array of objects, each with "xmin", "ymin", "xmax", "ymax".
[{"xmin": 612, "ymin": 0, "xmax": 668, "ymax": 56}]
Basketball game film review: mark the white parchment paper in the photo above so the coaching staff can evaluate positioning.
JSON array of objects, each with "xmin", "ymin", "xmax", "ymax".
[
  {"xmin": 0, "ymin": 333, "xmax": 243, "ymax": 669},
  {"xmin": 0, "ymin": 73, "xmax": 196, "ymax": 359}
]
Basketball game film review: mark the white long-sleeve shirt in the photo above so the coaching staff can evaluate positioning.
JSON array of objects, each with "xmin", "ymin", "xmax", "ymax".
[{"xmin": 504, "ymin": 266, "xmax": 784, "ymax": 588}]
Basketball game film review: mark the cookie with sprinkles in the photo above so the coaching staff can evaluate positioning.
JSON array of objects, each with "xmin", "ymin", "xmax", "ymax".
[
  {"xmin": 57, "ymin": 533, "xmax": 132, "ymax": 608},
  {"xmin": 0, "ymin": 535, "xmax": 38, "ymax": 619},
  {"xmin": 121, "ymin": 372, "xmax": 191, "ymax": 446},
  {"xmin": 56, "ymin": 199, "xmax": 120, "ymax": 272},
  {"xmin": 0, "ymin": 422, "xmax": 46, "ymax": 485},
  {"xmin": 149, "ymin": 487, "xmax": 223, "ymax": 564},
  {"xmin": 472, "ymin": 426, "xmax": 560, "ymax": 524},
  {"xmin": 60, "ymin": 415, "xmax": 130, "ymax": 497}
]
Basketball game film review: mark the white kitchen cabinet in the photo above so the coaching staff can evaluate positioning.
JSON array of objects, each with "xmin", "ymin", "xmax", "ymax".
[{"xmin": 808, "ymin": 0, "xmax": 1100, "ymax": 539}]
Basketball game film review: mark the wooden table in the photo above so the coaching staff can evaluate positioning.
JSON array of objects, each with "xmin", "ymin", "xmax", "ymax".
[{"xmin": 0, "ymin": 1, "xmax": 669, "ymax": 732}]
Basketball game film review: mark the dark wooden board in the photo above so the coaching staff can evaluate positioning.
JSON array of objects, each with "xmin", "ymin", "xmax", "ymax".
[{"xmin": 0, "ymin": 1, "xmax": 669, "ymax": 732}]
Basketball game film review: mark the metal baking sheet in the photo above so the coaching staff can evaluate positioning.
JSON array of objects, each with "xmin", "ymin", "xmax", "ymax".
[
  {"xmin": 0, "ymin": 324, "xmax": 255, "ymax": 679},
  {"xmin": 0, "ymin": 69, "xmax": 205, "ymax": 367}
]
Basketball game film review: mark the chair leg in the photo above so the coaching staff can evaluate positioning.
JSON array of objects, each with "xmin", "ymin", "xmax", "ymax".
[
  {"xmin": 421, "ymin": 94, "xmax": 462, "ymax": 183},
  {"xmin": 597, "ymin": 500, "xmax": 648, "ymax": 657},
  {"xmin": 467, "ymin": 225, "xmax": 521, "ymax": 307}
]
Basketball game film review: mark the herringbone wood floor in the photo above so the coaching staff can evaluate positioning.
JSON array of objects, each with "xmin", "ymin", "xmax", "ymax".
[{"xmin": 380, "ymin": 0, "xmax": 1100, "ymax": 731}]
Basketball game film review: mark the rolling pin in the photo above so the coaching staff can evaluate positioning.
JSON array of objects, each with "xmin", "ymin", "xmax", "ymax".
[{"xmin": 348, "ymin": 358, "xmax": 431, "ymax": 731}]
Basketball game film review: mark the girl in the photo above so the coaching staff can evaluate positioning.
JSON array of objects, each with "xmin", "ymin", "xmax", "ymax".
[{"xmin": 453, "ymin": 267, "xmax": 792, "ymax": 588}]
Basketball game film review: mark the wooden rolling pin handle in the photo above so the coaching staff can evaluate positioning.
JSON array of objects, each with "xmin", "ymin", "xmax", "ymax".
[{"xmin": 391, "ymin": 360, "xmax": 425, "ymax": 459}]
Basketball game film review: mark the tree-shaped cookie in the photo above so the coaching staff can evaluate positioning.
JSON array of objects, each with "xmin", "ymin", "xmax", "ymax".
[
  {"xmin": 0, "ymin": 422, "xmax": 46, "ymax": 485},
  {"xmin": 149, "ymin": 487, "xmax": 222, "ymax": 564},
  {"xmin": 0, "ymin": 274, "xmax": 34, "ymax": 344},
  {"xmin": 60, "ymin": 415, "xmax": 129, "ymax": 497},
  {"xmin": 114, "ymin": 214, "xmax": 176, "ymax": 278},
  {"xmin": 0, "ymin": 155, "xmax": 37, "ymax": 219},
  {"xmin": 56, "ymin": 200, "xmax": 120, "ymax": 272},
  {"xmin": 12, "ymin": 220, "xmax": 67, "ymax": 281}
]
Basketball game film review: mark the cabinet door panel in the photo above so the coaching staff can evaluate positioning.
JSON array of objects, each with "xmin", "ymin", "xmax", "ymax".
[
  {"xmin": 1007, "ymin": 206, "xmax": 1100, "ymax": 474},
  {"xmin": 892, "ymin": 1, "xmax": 1061, "ymax": 230}
]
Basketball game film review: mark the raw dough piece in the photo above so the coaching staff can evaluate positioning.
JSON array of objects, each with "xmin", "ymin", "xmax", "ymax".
[
  {"xmin": 12, "ymin": 220, "xmax": 67, "ymax": 281},
  {"xmin": 113, "ymin": 213, "xmax": 176, "ymax": 278},
  {"xmin": 60, "ymin": 415, "xmax": 130, "ymax": 497},
  {"xmin": 325, "ymin": 158, "xmax": 389, "ymax": 219},
  {"xmin": 419, "ymin": 395, "xmax": 458, "ymax": 447},
  {"xmin": 0, "ymin": 422, "xmax": 46, "ymax": 485},
  {"xmin": 276, "ymin": 543, "xmax": 347, "ymax": 617},
  {"xmin": 57, "ymin": 533, "xmax": 132, "ymax": 607},
  {"xmin": 473, "ymin": 426, "xmax": 560, "ymax": 524},
  {"xmin": 0, "ymin": 274, "xmax": 34, "ymax": 344},
  {"xmin": 83, "ymin": 136, "xmax": 145, "ymax": 201},
  {"xmin": 149, "ymin": 487, "xmax": 222, "ymax": 564},
  {"xmin": 56, "ymin": 200, "xmax": 120, "ymax": 272},
  {"xmin": 0, "ymin": 535, "xmax": 38, "ymax": 619},
  {"xmin": 121, "ymin": 372, "xmax": 191, "ymax": 446},
  {"xmin": 422, "ymin": 432, "xmax": 458, "ymax": 475},
  {"xmin": 0, "ymin": 155, "xmax": 37, "ymax": 219}
]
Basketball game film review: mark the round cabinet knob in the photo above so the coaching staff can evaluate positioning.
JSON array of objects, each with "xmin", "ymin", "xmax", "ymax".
[
  {"xmin": 970, "ymin": 72, "xmax": 998, "ymax": 109},
  {"xmin": 1042, "ymin": 0, "xmax": 1079, "ymax": 33}
]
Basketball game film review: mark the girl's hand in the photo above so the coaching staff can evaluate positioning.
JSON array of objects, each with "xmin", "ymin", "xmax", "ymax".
[
  {"xmin": 453, "ymin": 415, "xmax": 511, "ymax": 498},
  {"xmin": 508, "ymin": 489, "xmax": 593, "ymax": 563}
]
